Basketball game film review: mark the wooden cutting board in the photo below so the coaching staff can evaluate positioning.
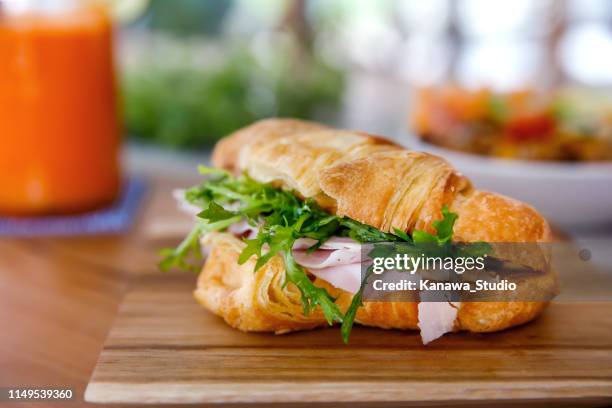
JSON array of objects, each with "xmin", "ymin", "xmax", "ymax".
[{"xmin": 85, "ymin": 274, "xmax": 612, "ymax": 406}]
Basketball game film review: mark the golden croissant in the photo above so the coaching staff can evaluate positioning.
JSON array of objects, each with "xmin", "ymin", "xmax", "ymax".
[{"xmin": 171, "ymin": 118, "xmax": 553, "ymax": 344}]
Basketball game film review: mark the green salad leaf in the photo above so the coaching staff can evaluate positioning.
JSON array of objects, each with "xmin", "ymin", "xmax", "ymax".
[
  {"xmin": 160, "ymin": 166, "xmax": 462, "ymax": 342},
  {"xmin": 412, "ymin": 206, "xmax": 458, "ymax": 244},
  {"xmin": 159, "ymin": 223, "xmax": 204, "ymax": 273}
]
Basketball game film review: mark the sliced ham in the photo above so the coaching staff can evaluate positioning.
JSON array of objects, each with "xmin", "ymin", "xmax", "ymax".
[
  {"xmin": 291, "ymin": 236, "xmax": 363, "ymax": 294},
  {"xmin": 292, "ymin": 246, "xmax": 361, "ymax": 269},
  {"xmin": 293, "ymin": 236, "xmax": 361, "ymax": 251},
  {"xmin": 417, "ymin": 300, "xmax": 460, "ymax": 344},
  {"xmin": 306, "ymin": 263, "xmax": 362, "ymax": 294}
]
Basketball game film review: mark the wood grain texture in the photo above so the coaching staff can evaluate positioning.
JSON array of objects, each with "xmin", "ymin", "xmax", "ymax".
[
  {"xmin": 85, "ymin": 275, "xmax": 612, "ymax": 405},
  {"xmin": 0, "ymin": 172, "xmax": 200, "ymax": 408}
]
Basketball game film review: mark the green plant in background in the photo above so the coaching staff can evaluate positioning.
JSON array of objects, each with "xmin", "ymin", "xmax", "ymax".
[
  {"xmin": 122, "ymin": 45, "xmax": 344, "ymax": 149},
  {"xmin": 120, "ymin": 0, "xmax": 345, "ymax": 149}
]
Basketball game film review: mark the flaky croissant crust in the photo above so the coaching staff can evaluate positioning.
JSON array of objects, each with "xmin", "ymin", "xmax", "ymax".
[{"xmin": 197, "ymin": 119, "xmax": 552, "ymax": 336}]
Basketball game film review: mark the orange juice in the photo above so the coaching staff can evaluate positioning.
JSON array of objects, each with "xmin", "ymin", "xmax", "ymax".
[{"xmin": 0, "ymin": 1, "xmax": 120, "ymax": 215}]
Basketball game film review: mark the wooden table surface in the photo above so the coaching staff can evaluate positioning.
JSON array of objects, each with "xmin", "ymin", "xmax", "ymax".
[
  {"xmin": 0, "ymin": 172, "xmax": 200, "ymax": 408},
  {"xmin": 85, "ymin": 274, "xmax": 612, "ymax": 406}
]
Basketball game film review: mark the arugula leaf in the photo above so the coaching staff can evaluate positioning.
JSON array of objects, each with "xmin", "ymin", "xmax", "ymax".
[
  {"xmin": 393, "ymin": 228, "xmax": 412, "ymax": 242},
  {"xmin": 159, "ymin": 223, "xmax": 204, "ymax": 272},
  {"xmin": 412, "ymin": 230, "xmax": 439, "ymax": 243},
  {"xmin": 432, "ymin": 206, "xmax": 458, "ymax": 243},
  {"xmin": 339, "ymin": 218, "xmax": 398, "ymax": 243},
  {"xmin": 341, "ymin": 265, "xmax": 372, "ymax": 344},
  {"xmin": 411, "ymin": 205, "xmax": 457, "ymax": 244},
  {"xmin": 237, "ymin": 237, "xmax": 262, "ymax": 265},
  {"xmin": 197, "ymin": 201, "xmax": 238, "ymax": 222},
  {"xmin": 456, "ymin": 241, "xmax": 493, "ymax": 259},
  {"xmin": 282, "ymin": 251, "xmax": 344, "ymax": 324},
  {"xmin": 198, "ymin": 165, "xmax": 231, "ymax": 177}
]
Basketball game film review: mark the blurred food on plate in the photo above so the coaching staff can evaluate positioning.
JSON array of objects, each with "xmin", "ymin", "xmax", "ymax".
[
  {"xmin": 0, "ymin": 0, "xmax": 121, "ymax": 215},
  {"xmin": 411, "ymin": 86, "xmax": 612, "ymax": 162}
]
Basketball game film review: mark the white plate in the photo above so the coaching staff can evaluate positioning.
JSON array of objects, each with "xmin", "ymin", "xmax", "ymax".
[{"xmin": 409, "ymin": 139, "xmax": 612, "ymax": 228}]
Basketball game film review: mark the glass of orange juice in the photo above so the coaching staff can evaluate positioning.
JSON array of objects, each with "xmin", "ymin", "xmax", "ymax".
[{"xmin": 0, "ymin": 0, "xmax": 121, "ymax": 215}]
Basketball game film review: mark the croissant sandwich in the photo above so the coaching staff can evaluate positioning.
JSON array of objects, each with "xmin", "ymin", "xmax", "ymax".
[{"xmin": 162, "ymin": 118, "xmax": 554, "ymax": 344}]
